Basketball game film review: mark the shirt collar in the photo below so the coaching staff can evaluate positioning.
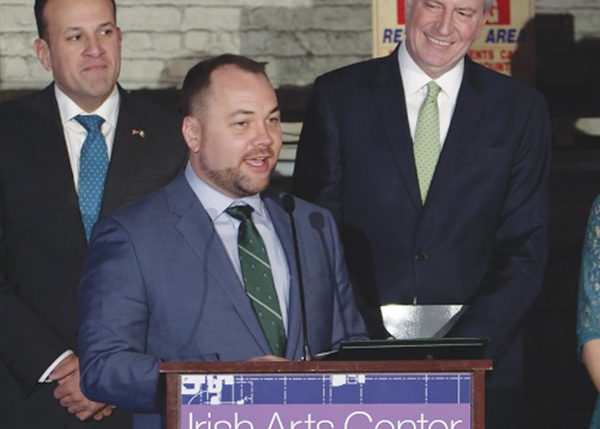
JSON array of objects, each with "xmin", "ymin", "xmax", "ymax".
[
  {"xmin": 184, "ymin": 163, "xmax": 265, "ymax": 222},
  {"xmin": 398, "ymin": 41, "xmax": 464, "ymax": 101},
  {"xmin": 54, "ymin": 84, "xmax": 120, "ymax": 129}
]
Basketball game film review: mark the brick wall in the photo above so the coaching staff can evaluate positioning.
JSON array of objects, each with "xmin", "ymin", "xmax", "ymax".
[{"xmin": 0, "ymin": 0, "xmax": 599, "ymax": 90}]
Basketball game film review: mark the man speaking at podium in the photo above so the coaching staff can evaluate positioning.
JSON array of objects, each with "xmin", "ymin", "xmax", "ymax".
[{"xmin": 77, "ymin": 54, "xmax": 367, "ymax": 429}]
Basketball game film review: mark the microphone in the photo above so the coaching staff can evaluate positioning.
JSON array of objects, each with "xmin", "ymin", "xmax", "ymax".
[{"xmin": 281, "ymin": 193, "xmax": 312, "ymax": 361}]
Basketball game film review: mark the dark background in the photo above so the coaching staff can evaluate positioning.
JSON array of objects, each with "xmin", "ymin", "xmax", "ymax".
[{"xmin": 1, "ymin": 13, "xmax": 599, "ymax": 428}]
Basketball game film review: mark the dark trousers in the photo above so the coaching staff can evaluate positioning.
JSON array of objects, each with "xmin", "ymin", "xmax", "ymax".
[{"xmin": 486, "ymin": 386, "xmax": 524, "ymax": 429}]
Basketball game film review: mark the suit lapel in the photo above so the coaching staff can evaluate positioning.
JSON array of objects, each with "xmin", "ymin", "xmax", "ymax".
[
  {"xmin": 263, "ymin": 193, "xmax": 303, "ymax": 360},
  {"xmin": 167, "ymin": 175, "xmax": 272, "ymax": 355},
  {"xmin": 29, "ymin": 85, "xmax": 87, "ymax": 245},
  {"xmin": 372, "ymin": 47, "xmax": 422, "ymax": 211},
  {"xmin": 101, "ymin": 88, "xmax": 145, "ymax": 214},
  {"xmin": 426, "ymin": 58, "xmax": 485, "ymax": 204}
]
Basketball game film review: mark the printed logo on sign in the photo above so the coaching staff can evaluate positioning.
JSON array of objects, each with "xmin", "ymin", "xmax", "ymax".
[
  {"xmin": 487, "ymin": 0, "xmax": 511, "ymax": 25},
  {"xmin": 397, "ymin": 0, "xmax": 405, "ymax": 24},
  {"xmin": 396, "ymin": 0, "xmax": 510, "ymax": 25}
]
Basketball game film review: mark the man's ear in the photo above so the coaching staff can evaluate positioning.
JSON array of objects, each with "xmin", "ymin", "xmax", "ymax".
[
  {"xmin": 482, "ymin": 4, "xmax": 493, "ymax": 25},
  {"xmin": 475, "ymin": 5, "xmax": 493, "ymax": 38},
  {"xmin": 33, "ymin": 38, "xmax": 52, "ymax": 71},
  {"xmin": 182, "ymin": 116, "xmax": 202, "ymax": 153}
]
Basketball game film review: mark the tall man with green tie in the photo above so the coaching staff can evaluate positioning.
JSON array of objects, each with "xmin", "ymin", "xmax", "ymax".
[
  {"xmin": 292, "ymin": 0, "xmax": 551, "ymax": 427},
  {"xmin": 76, "ymin": 54, "xmax": 367, "ymax": 429},
  {"xmin": 0, "ymin": 0, "xmax": 186, "ymax": 428}
]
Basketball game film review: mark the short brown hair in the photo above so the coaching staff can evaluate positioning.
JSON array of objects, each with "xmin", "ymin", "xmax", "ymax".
[
  {"xmin": 34, "ymin": 0, "xmax": 117, "ymax": 40},
  {"xmin": 181, "ymin": 54, "xmax": 268, "ymax": 117}
]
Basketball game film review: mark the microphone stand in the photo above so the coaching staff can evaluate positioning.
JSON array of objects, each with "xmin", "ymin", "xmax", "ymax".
[{"xmin": 281, "ymin": 194, "xmax": 312, "ymax": 361}]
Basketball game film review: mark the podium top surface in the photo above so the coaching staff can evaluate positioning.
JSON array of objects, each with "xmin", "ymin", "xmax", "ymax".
[{"xmin": 159, "ymin": 359, "xmax": 493, "ymax": 374}]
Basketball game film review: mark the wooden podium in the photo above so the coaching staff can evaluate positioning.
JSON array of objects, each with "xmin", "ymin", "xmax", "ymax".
[{"xmin": 160, "ymin": 359, "xmax": 492, "ymax": 429}]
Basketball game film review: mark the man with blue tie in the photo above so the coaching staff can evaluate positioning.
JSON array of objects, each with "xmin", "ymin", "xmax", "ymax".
[
  {"xmin": 0, "ymin": 0, "xmax": 186, "ymax": 427},
  {"xmin": 292, "ymin": 0, "xmax": 551, "ymax": 427},
  {"xmin": 77, "ymin": 54, "xmax": 367, "ymax": 429}
]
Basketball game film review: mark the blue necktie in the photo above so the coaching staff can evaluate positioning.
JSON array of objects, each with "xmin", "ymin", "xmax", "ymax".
[{"xmin": 75, "ymin": 114, "xmax": 109, "ymax": 242}]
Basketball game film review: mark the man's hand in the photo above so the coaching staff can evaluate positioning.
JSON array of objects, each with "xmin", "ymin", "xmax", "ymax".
[{"xmin": 49, "ymin": 353, "xmax": 115, "ymax": 421}]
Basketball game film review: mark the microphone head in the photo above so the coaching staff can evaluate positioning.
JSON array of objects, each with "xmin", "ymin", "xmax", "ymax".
[{"xmin": 281, "ymin": 193, "xmax": 295, "ymax": 214}]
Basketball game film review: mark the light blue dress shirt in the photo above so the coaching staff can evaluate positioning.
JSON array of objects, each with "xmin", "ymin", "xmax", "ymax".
[{"xmin": 184, "ymin": 163, "xmax": 290, "ymax": 331}]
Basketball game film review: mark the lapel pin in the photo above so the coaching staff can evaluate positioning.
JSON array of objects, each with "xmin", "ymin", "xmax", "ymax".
[{"xmin": 131, "ymin": 128, "xmax": 146, "ymax": 138}]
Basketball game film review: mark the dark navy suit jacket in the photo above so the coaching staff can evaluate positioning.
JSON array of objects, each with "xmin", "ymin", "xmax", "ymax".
[
  {"xmin": 0, "ymin": 84, "xmax": 187, "ymax": 428},
  {"xmin": 78, "ymin": 172, "xmax": 367, "ymax": 429},
  {"xmin": 292, "ymin": 46, "xmax": 551, "ymax": 388}
]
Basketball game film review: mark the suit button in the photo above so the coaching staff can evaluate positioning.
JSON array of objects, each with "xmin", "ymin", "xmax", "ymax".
[{"xmin": 414, "ymin": 251, "xmax": 429, "ymax": 260}]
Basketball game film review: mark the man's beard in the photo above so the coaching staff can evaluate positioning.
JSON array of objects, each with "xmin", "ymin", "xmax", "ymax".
[
  {"xmin": 204, "ymin": 165, "xmax": 272, "ymax": 197},
  {"xmin": 198, "ymin": 150, "xmax": 276, "ymax": 198}
]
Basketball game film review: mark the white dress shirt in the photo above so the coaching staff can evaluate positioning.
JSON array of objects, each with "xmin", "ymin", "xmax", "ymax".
[
  {"xmin": 398, "ymin": 42, "xmax": 464, "ymax": 147},
  {"xmin": 184, "ymin": 163, "xmax": 291, "ymax": 331},
  {"xmin": 54, "ymin": 84, "xmax": 120, "ymax": 191}
]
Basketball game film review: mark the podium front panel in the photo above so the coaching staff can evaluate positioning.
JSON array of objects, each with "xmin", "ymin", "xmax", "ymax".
[
  {"xmin": 180, "ymin": 372, "xmax": 471, "ymax": 428},
  {"xmin": 161, "ymin": 360, "xmax": 492, "ymax": 429}
]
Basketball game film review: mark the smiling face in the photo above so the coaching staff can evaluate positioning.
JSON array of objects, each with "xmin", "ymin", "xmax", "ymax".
[
  {"xmin": 404, "ymin": 0, "xmax": 490, "ymax": 78},
  {"xmin": 183, "ymin": 64, "xmax": 282, "ymax": 198},
  {"xmin": 34, "ymin": 0, "xmax": 121, "ymax": 112}
]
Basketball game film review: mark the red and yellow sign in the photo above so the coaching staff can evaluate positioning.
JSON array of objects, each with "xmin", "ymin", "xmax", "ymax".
[{"xmin": 372, "ymin": 0, "xmax": 535, "ymax": 80}]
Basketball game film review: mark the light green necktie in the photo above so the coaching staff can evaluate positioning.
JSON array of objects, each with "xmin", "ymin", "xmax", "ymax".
[
  {"xmin": 226, "ymin": 204, "xmax": 286, "ymax": 356},
  {"xmin": 413, "ymin": 81, "xmax": 442, "ymax": 203}
]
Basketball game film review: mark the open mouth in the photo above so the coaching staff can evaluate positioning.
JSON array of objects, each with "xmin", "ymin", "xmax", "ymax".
[
  {"xmin": 426, "ymin": 34, "xmax": 452, "ymax": 47},
  {"xmin": 245, "ymin": 157, "xmax": 268, "ymax": 167}
]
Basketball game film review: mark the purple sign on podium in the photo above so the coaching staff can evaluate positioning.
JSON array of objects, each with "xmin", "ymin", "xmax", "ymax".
[{"xmin": 180, "ymin": 373, "xmax": 471, "ymax": 429}]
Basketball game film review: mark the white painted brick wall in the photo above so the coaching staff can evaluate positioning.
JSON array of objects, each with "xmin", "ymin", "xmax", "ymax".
[{"xmin": 0, "ymin": 0, "xmax": 598, "ymax": 90}]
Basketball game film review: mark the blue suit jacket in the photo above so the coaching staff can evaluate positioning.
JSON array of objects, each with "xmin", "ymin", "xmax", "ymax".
[
  {"xmin": 292, "ymin": 47, "xmax": 551, "ymax": 388},
  {"xmin": 78, "ymin": 172, "xmax": 367, "ymax": 428}
]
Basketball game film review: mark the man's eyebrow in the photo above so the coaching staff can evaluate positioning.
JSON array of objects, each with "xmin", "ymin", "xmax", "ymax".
[
  {"xmin": 64, "ymin": 21, "xmax": 115, "ymax": 32},
  {"xmin": 230, "ymin": 105, "xmax": 280, "ymax": 116},
  {"xmin": 230, "ymin": 109, "xmax": 254, "ymax": 116}
]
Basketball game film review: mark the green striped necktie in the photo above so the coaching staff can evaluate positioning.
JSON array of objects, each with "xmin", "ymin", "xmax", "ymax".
[{"xmin": 226, "ymin": 204, "xmax": 286, "ymax": 356}]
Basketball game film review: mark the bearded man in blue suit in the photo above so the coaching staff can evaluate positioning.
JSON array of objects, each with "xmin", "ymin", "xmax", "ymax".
[
  {"xmin": 292, "ymin": 0, "xmax": 551, "ymax": 427},
  {"xmin": 78, "ymin": 54, "xmax": 367, "ymax": 429}
]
